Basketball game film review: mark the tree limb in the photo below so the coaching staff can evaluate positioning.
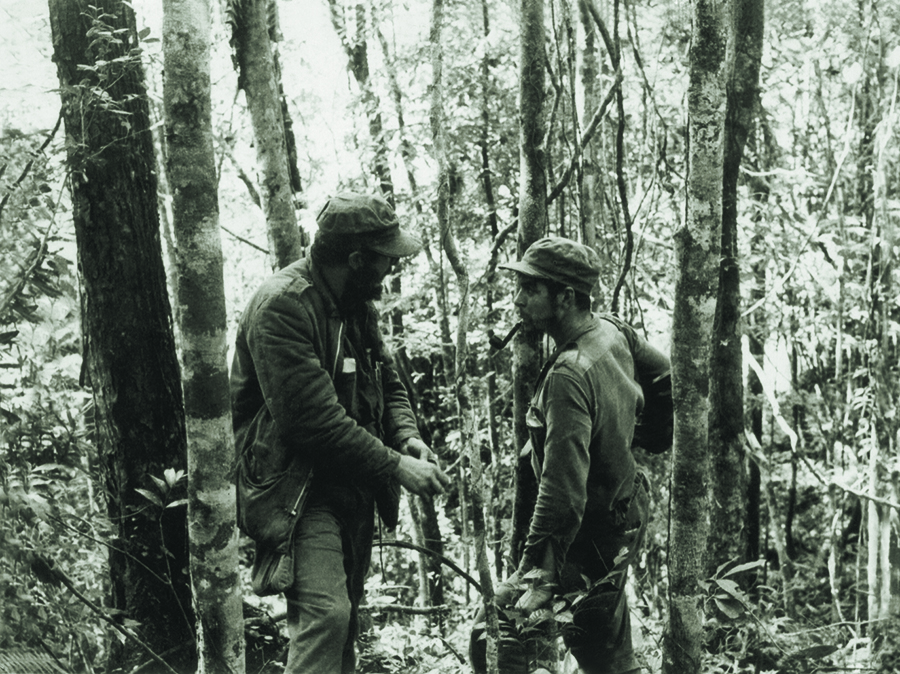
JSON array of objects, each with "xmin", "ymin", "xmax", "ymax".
[
  {"xmin": 221, "ymin": 225, "xmax": 270, "ymax": 254},
  {"xmin": 547, "ymin": 69, "xmax": 622, "ymax": 205},
  {"xmin": 31, "ymin": 555, "xmax": 181, "ymax": 674},
  {"xmin": 376, "ymin": 539, "xmax": 483, "ymax": 593}
]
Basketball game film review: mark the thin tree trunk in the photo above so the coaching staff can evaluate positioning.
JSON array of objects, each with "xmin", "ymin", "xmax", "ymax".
[
  {"xmin": 578, "ymin": 0, "xmax": 601, "ymax": 250},
  {"xmin": 511, "ymin": 0, "xmax": 548, "ymax": 571},
  {"xmin": 229, "ymin": 0, "xmax": 302, "ymax": 269},
  {"xmin": 48, "ymin": 2, "xmax": 194, "ymax": 670},
  {"xmin": 394, "ymin": 350, "xmax": 447, "ymax": 612},
  {"xmin": 430, "ymin": 0, "xmax": 498, "ymax": 670},
  {"xmin": 707, "ymin": 0, "xmax": 763, "ymax": 573},
  {"xmin": 662, "ymin": 0, "xmax": 725, "ymax": 671},
  {"xmin": 162, "ymin": 0, "xmax": 244, "ymax": 671},
  {"xmin": 328, "ymin": 0, "xmax": 394, "ymax": 196}
]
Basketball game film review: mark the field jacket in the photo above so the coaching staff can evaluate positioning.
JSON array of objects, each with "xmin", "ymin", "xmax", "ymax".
[
  {"xmin": 521, "ymin": 314, "xmax": 670, "ymax": 582},
  {"xmin": 231, "ymin": 257, "xmax": 421, "ymax": 541}
]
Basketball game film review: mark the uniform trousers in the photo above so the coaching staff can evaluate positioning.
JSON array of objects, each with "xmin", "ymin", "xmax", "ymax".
[
  {"xmin": 470, "ymin": 474, "xmax": 649, "ymax": 674},
  {"xmin": 283, "ymin": 505, "xmax": 373, "ymax": 674}
]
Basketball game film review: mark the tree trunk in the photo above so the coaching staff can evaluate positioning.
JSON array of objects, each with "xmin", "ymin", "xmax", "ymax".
[
  {"xmin": 430, "ymin": 0, "xmax": 499, "ymax": 669},
  {"xmin": 329, "ymin": 0, "xmax": 394, "ymax": 196},
  {"xmin": 706, "ymin": 0, "xmax": 763, "ymax": 574},
  {"xmin": 230, "ymin": 0, "xmax": 303, "ymax": 270},
  {"xmin": 578, "ymin": 0, "xmax": 601, "ymax": 250},
  {"xmin": 162, "ymin": 1, "xmax": 245, "ymax": 671},
  {"xmin": 662, "ymin": 0, "xmax": 725, "ymax": 671},
  {"xmin": 511, "ymin": 0, "xmax": 548, "ymax": 570},
  {"xmin": 48, "ymin": 2, "xmax": 194, "ymax": 670}
]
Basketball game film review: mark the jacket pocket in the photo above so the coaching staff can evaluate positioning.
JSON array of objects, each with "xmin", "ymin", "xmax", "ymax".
[{"xmin": 236, "ymin": 449, "xmax": 313, "ymax": 549}]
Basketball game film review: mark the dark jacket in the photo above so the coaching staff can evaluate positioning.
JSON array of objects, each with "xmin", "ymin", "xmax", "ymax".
[
  {"xmin": 230, "ymin": 257, "xmax": 421, "ymax": 532},
  {"xmin": 522, "ymin": 314, "xmax": 669, "ymax": 581}
]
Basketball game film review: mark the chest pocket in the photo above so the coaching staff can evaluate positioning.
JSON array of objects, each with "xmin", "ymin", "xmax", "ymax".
[{"xmin": 334, "ymin": 350, "xmax": 384, "ymax": 436}]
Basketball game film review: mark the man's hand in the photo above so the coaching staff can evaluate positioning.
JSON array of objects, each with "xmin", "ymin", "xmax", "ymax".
[
  {"xmin": 401, "ymin": 437, "xmax": 440, "ymax": 465},
  {"xmin": 396, "ymin": 454, "xmax": 450, "ymax": 497},
  {"xmin": 515, "ymin": 585, "xmax": 552, "ymax": 614}
]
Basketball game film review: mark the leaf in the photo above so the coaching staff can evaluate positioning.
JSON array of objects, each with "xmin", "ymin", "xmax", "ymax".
[
  {"xmin": 150, "ymin": 475, "xmax": 167, "ymax": 493},
  {"xmin": 137, "ymin": 27, "xmax": 151, "ymax": 39},
  {"xmin": 135, "ymin": 488, "xmax": 162, "ymax": 508},
  {"xmin": 165, "ymin": 499, "xmax": 188, "ymax": 509},
  {"xmin": 613, "ymin": 546, "xmax": 630, "ymax": 566},
  {"xmin": 794, "ymin": 644, "xmax": 838, "ymax": 659},
  {"xmin": 722, "ymin": 559, "xmax": 765, "ymax": 578},
  {"xmin": 0, "ymin": 330, "xmax": 19, "ymax": 344},
  {"xmin": 554, "ymin": 610, "xmax": 573, "ymax": 624},
  {"xmin": 714, "ymin": 578, "xmax": 743, "ymax": 601},
  {"xmin": 713, "ymin": 595, "xmax": 744, "ymax": 619},
  {"xmin": 164, "ymin": 468, "xmax": 184, "ymax": 488}
]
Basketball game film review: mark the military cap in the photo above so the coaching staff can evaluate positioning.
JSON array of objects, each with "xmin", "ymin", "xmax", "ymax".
[
  {"xmin": 499, "ymin": 236, "xmax": 601, "ymax": 296},
  {"xmin": 316, "ymin": 192, "xmax": 421, "ymax": 257}
]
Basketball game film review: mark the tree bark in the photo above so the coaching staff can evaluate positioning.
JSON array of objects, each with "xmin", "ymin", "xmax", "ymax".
[
  {"xmin": 662, "ymin": 0, "xmax": 725, "ymax": 672},
  {"xmin": 230, "ymin": 0, "xmax": 303, "ymax": 270},
  {"xmin": 511, "ymin": 0, "xmax": 548, "ymax": 570},
  {"xmin": 163, "ymin": 0, "xmax": 245, "ymax": 671},
  {"xmin": 329, "ymin": 0, "xmax": 394, "ymax": 197},
  {"xmin": 48, "ymin": 1, "xmax": 194, "ymax": 670},
  {"xmin": 430, "ymin": 0, "xmax": 499, "ymax": 668},
  {"xmin": 707, "ymin": 0, "xmax": 763, "ymax": 573}
]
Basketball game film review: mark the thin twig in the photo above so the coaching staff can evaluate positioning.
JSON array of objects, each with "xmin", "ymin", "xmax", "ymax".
[
  {"xmin": 375, "ymin": 539, "xmax": 483, "ymax": 593},
  {"xmin": 221, "ymin": 224, "xmax": 270, "ymax": 254},
  {"xmin": 547, "ymin": 70, "xmax": 622, "ymax": 204},
  {"xmin": 34, "ymin": 556, "xmax": 181, "ymax": 674},
  {"xmin": 0, "ymin": 110, "xmax": 62, "ymax": 227}
]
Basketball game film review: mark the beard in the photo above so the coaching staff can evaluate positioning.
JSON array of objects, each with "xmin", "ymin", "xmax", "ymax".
[{"xmin": 341, "ymin": 262, "xmax": 385, "ymax": 309}]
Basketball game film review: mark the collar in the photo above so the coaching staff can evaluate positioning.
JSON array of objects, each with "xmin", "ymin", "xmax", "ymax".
[
  {"xmin": 304, "ymin": 257, "xmax": 342, "ymax": 318},
  {"xmin": 534, "ymin": 316, "xmax": 598, "ymax": 395}
]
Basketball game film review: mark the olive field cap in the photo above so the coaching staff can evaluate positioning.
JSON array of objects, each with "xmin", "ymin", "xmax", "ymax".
[
  {"xmin": 316, "ymin": 192, "xmax": 422, "ymax": 257},
  {"xmin": 499, "ymin": 236, "xmax": 601, "ymax": 296}
]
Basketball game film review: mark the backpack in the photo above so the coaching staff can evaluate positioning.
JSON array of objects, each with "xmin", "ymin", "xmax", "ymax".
[{"xmin": 599, "ymin": 314, "xmax": 673, "ymax": 454}]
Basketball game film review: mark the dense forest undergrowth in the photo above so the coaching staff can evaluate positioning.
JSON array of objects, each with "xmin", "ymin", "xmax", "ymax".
[{"xmin": 2, "ymin": 0, "xmax": 899, "ymax": 671}]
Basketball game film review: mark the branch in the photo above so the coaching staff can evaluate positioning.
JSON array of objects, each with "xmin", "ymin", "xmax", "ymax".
[
  {"xmin": 218, "ymin": 137, "xmax": 262, "ymax": 208},
  {"xmin": 582, "ymin": 0, "xmax": 618, "ymax": 68},
  {"xmin": 623, "ymin": 0, "xmax": 668, "ymax": 132},
  {"xmin": 375, "ymin": 539, "xmax": 483, "ymax": 593},
  {"xmin": 476, "ymin": 218, "xmax": 518, "ymax": 289},
  {"xmin": 220, "ymin": 225, "xmax": 270, "ymax": 254},
  {"xmin": 546, "ymin": 69, "xmax": 622, "ymax": 204},
  {"xmin": 0, "ymin": 110, "xmax": 62, "ymax": 228},
  {"xmin": 583, "ymin": 0, "xmax": 632, "ymax": 314},
  {"xmin": 31, "ymin": 555, "xmax": 181, "ymax": 674},
  {"xmin": 361, "ymin": 603, "xmax": 452, "ymax": 616},
  {"xmin": 744, "ymin": 430, "xmax": 900, "ymax": 513}
]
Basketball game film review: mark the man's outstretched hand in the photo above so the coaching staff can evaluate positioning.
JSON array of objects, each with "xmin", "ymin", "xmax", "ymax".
[{"xmin": 396, "ymin": 454, "xmax": 450, "ymax": 497}]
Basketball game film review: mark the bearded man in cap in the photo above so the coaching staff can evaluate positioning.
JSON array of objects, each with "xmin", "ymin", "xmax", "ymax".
[
  {"xmin": 231, "ymin": 192, "xmax": 449, "ymax": 674},
  {"xmin": 471, "ymin": 237, "xmax": 669, "ymax": 674}
]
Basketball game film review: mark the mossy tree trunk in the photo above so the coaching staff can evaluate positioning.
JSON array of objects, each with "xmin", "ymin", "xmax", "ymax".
[
  {"xmin": 229, "ymin": 0, "xmax": 303, "ymax": 270},
  {"xmin": 511, "ymin": 0, "xmax": 548, "ymax": 571},
  {"xmin": 662, "ymin": 0, "xmax": 725, "ymax": 671},
  {"xmin": 162, "ymin": 0, "xmax": 245, "ymax": 670},
  {"xmin": 707, "ymin": 0, "xmax": 764, "ymax": 573}
]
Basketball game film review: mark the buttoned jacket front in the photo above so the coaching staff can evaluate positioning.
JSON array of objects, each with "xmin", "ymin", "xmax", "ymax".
[{"xmin": 231, "ymin": 257, "xmax": 420, "ymax": 536}]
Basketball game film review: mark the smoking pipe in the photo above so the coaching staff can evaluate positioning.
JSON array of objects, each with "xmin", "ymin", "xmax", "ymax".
[{"xmin": 488, "ymin": 322, "xmax": 522, "ymax": 351}]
